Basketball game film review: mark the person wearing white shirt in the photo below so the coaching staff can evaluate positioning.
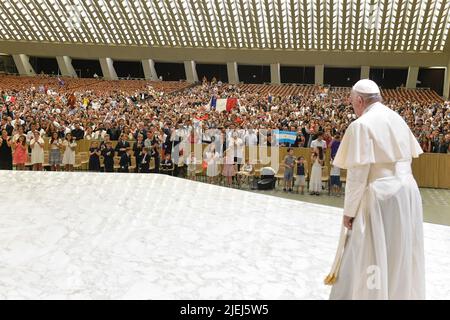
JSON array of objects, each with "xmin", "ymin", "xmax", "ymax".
[
  {"xmin": 326, "ymin": 79, "xmax": 424, "ymax": 300},
  {"xmin": 30, "ymin": 131, "xmax": 44, "ymax": 171},
  {"xmin": 205, "ymin": 144, "xmax": 220, "ymax": 184},
  {"xmin": 62, "ymin": 133, "xmax": 77, "ymax": 171},
  {"xmin": 186, "ymin": 152, "xmax": 198, "ymax": 181},
  {"xmin": 201, "ymin": 129, "xmax": 212, "ymax": 144},
  {"xmin": 229, "ymin": 131, "xmax": 244, "ymax": 171},
  {"xmin": 11, "ymin": 115, "xmax": 25, "ymax": 129},
  {"xmin": 329, "ymin": 158, "xmax": 341, "ymax": 196},
  {"xmin": 311, "ymin": 132, "xmax": 327, "ymax": 150},
  {"xmin": 26, "ymin": 123, "xmax": 38, "ymax": 143},
  {"xmin": 244, "ymin": 129, "xmax": 258, "ymax": 146}
]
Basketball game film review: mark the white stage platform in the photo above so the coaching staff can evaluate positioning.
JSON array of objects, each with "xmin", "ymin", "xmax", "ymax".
[{"xmin": 0, "ymin": 171, "xmax": 449, "ymax": 300}]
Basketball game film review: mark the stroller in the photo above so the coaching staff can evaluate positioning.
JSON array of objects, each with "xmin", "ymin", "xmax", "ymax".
[{"xmin": 256, "ymin": 167, "xmax": 276, "ymax": 190}]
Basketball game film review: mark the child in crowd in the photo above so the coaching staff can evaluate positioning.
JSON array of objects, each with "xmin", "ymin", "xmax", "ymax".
[
  {"xmin": 30, "ymin": 130, "xmax": 44, "ymax": 171},
  {"xmin": 237, "ymin": 159, "xmax": 254, "ymax": 187},
  {"xmin": 49, "ymin": 131, "xmax": 62, "ymax": 171},
  {"xmin": 62, "ymin": 132, "xmax": 77, "ymax": 171},
  {"xmin": 309, "ymin": 147, "xmax": 324, "ymax": 195},
  {"xmin": 186, "ymin": 152, "xmax": 197, "ymax": 180},
  {"xmin": 222, "ymin": 148, "xmax": 236, "ymax": 187},
  {"xmin": 161, "ymin": 153, "xmax": 174, "ymax": 175},
  {"xmin": 330, "ymin": 158, "xmax": 341, "ymax": 196},
  {"xmin": 13, "ymin": 135, "xmax": 28, "ymax": 170},
  {"xmin": 283, "ymin": 148, "xmax": 295, "ymax": 192},
  {"xmin": 294, "ymin": 156, "xmax": 307, "ymax": 195}
]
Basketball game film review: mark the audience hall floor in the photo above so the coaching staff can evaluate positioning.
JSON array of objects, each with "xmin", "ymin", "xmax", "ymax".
[
  {"xmin": 246, "ymin": 186, "xmax": 450, "ymax": 227},
  {"xmin": 0, "ymin": 171, "xmax": 449, "ymax": 299}
]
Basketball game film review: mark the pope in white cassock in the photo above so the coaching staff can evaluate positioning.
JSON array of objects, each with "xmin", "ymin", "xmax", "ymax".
[{"xmin": 325, "ymin": 79, "xmax": 425, "ymax": 300}]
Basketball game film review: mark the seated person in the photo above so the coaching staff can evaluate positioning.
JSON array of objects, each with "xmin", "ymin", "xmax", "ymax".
[
  {"xmin": 186, "ymin": 152, "xmax": 198, "ymax": 180},
  {"xmin": 241, "ymin": 160, "xmax": 253, "ymax": 174},
  {"xmin": 237, "ymin": 159, "xmax": 254, "ymax": 185}
]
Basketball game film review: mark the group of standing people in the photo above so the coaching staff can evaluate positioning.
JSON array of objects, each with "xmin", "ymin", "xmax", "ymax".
[
  {"xmin": 0, "ymin": 128, "xmax": 77, "ymax": 171},
  {"xmin": 282, "ymin": 133, "xmax": 341, "ymax": 196}
]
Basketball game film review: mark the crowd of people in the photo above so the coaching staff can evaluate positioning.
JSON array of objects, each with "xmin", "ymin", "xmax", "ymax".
[{"xmin": 0, "ymin": 74, "xmax": 449, "ymax": 193}]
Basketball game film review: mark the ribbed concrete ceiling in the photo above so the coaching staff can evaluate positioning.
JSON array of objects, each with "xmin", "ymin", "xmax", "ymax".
[{"xmin": 0, "ymin": 0, "xmax": 449, "ymax": 53}]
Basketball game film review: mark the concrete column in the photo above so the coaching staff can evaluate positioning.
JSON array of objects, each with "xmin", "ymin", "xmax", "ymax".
[
  {"xmin": 99, "ymin": 57, "xmax": 118, "ymax": 80},
  {"xmin": 227, "ymin": 62, "xmax": 239, "ymax": 84},
  {"xmin": 406, "ymin": 66, "xmax": 419, "ymax": 89},
  {"xmin": 315, "ymin": 64, "xmax": 324, "ymax": 85},
  {"xmin": 184, "ymin": 60, "xmax": 198, "ymax": 83},
  {"xmin": 360, "ymin": 66, "xmax": 370, "ymax": 80},
  {"xmin": 12, "ymin": 54, "xmax": 35, "ymax": 76},
  {"xmin": 56, "ymin": 56, "xmax": 77, "ymax": 77},
  {"xmin": 142, "ymin": 59, "xmax": 158, "ymax": 81},
  {"xmin": 270, "ymin": 63, "xmax": 281, "ymax": 84},
  {"xmin": 443, "ymin": 59, "xmax": 450, "ymax": 99}
]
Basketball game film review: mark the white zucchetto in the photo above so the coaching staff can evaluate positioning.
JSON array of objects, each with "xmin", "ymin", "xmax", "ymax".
[{"xmin": 352, "ymin": 79, "xmax": 381, "ymax": 95}]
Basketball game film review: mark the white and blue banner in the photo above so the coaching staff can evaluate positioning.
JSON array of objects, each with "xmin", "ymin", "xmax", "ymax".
[{"xmin": 273, "ymin": 130, "xmax": 297, "ymax": 144}]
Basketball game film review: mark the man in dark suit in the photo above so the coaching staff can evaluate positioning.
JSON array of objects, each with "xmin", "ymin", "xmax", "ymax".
[
  {"xmin": 71, "ymin": 123, "xmax": 85, "ymax": 140},
  {"xmin": 102, "ymin": 141, "xmax": 115, "ymax": 173},
  {"xmin": 149, "ymin": 133, "xmax": 160, "ymax": 173},
  {"xmin": 301, "ymin": 124, "xmax": 311, "ymax": 148},
  {"xmin": 115, "ymin": 133, "xmax": 130, "ymax": 157},
  {"xmin": 139, "ymin": 147, "xmax": 151, "ymax": 173},
  {"xmin": 107, "ymin": 122, "xmax": 121, "ymax": 141},
  {"xmin": 1, "ymin": 117, "xmax": 14, "ymax": 136},
  {"xmin": 119, "ymin": 148, "xmax": 132, "ymax": 173}
]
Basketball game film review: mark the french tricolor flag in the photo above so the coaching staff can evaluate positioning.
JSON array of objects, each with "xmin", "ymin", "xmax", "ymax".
[{"xmin": 212, "ymin": 98, "xmax": 238, "ymax": 113}]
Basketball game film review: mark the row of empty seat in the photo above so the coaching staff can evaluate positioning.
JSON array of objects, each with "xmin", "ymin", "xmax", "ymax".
[
  {"xmin": 1, "ymin": 75, "xmax": 444, "ymax": 103},
  {"xmin": 381, "ymin": 88, "xmax": 444, "ymax": 103},
  {"xmin": 0, "ymin": 75, "xmax": 193, "ymax": 95},
  {"xmin": 238, "ymin": 83, "xmax": 321, "ymax": 96},
  {"xmin": 236, "ymin": 83, "xmax": 444, "ymax": 103}
]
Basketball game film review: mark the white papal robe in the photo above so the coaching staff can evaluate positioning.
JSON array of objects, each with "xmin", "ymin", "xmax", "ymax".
[{"xmin": 327, "ymin": 102, "xmax": 425, "ymax": 300}]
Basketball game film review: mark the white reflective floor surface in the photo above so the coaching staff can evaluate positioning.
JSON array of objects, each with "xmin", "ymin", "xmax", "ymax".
[{"xmin": 0, "ymin": 171, "xmax": 449, "ymax": 299}]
